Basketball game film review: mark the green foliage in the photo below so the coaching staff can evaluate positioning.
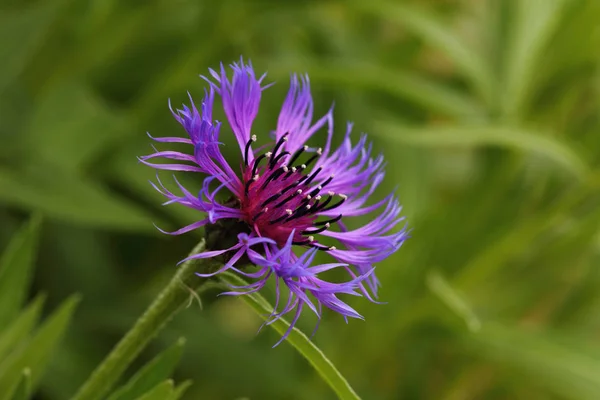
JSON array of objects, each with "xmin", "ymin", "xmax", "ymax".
[
  {"xmin": 8, "ymin": 369, "xmax": 31, "ymax": 400},
  {"xmin": 2, "ymin": 0, "xmax": 600, "ymax": 399},
  {"xmin": 0, "ymin": 294, "xmax": 79, "ymax": 399},
  {"xmin": 220, "ymin": 272, "xmax": 361, "ymax": 400},
  {"xmin": 0, "ymin": 215, "xmax": 41, "ymax": 327},
  {"xmin": 107, "ymin": 338, "xmax": 186, "ymax": 400}
]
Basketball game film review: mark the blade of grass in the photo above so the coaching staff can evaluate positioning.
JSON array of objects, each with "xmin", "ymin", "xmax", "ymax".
[
  {"xmin": 0, "ymin": 214, "xmax": 42, "ymax": 327},
  {"xmin": 501, "ymin": 0, "xmax": 569, "ymax": 120},
  {"xmin": 373, "ymin": 121, "xmax": 587, "ymax": 178},
  {"xmin": 352, "ymin": 0, "xmax": 494, "ymax": 106}
]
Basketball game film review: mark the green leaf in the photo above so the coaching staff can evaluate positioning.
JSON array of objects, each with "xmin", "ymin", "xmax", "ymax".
[
  {"xmin": 373, "ymin": 122, "xmax": 587, "ymax": 178},
  {"xmin": 133, "ymin": 381, "xmax": 174, "ymax": 400},
  {"xmin": 0, "ymin": 295, "xmax": 80, "ymax": 400},
  {"xmin": 0, "ymin": 164, "xmax": 156, "ymax": 232},
  {"xmin": 269, "ymin": 59, "xmax": 483, "ymax": 119},
  {"xmin": 8, "ymin": 369, "xmax": 31, "ymax": 400},
  {"xmin": 352, "ymin": 0, "xmax": 494, "ymax": 105},
  {"xmin": 427, "ymin": 270, "xmax": 481, "ymax": 332},
  {"xmin": 469, "ymin": 324, "xmax": 600, "ymax": 400},
  {"xmin": 107, "ymin": 338, "xmax": 186, "ymax": 400},
  {"xmin": 0, "ymin": 214, "xmax": 42, "ymax": 327},
  {"xmin": 219, "ymin": 272, "xmax": 361, "ymax": 400},
  {"xmin": 169, "ymin": 380, "xmax": 191, "ymax": 400},
  {"xmin": 0, "ymin": 3, "xmax": 60, "ymax": 93},
  {"xmin": 27, "ymin": 83, "xmax": 129, "ymax": 171},
  {"xmin": 0, "ymin": 296, "xmax": 45, "ymax": 361},
  {"xmin": 501, "ymin": 0, "xmax": 569, "ymax": 120}
]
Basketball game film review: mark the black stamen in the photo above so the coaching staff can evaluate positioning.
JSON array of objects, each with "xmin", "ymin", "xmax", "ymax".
[
  {"xmin": 319, "ymin": 197, "xmax": 346, "ymax": 212},
  {"xmin": 260, "ymin": 192, "xmax": 282, "ymax": 208},
  {"xmin": 315, "ymin": 214, "xmax": 342, "ymax": 226},
  {"xmin": 303, "ymin": 168, "xmax": 322, "ymax": 186},
  {"xmin": 280, "ymin": 175, "xmax": 307, "ymax": 195},
  {"xmin": 261, "ymin": 167, "xmax": 285, "ymax": 189},
  {"xmin": 274, "ymin": 190, "xmax": 301, "ymax": 209},
  {"xmin": 244, "ymin": 178, "xmax": 256, "ymax": 194},
  {"xmin": 284, "ymin": 167, "xmax": 297, "ymax": 179},
  {"xmin": 293, "ymin": 240, "xmax": 312, "ymax": 246},
  {"xmin": 270, "ymin": 151, "xmax": 290, "ymax": 168},
  {"xmin": 319, "ymin": 175, "xmax": 334, "ymax": 189},
  {"xmin": 271, "ymin": 134, "xmax": 288, "ymax": 159},
  {"xmin": 288, "ymin": 146, "xmax": 307, "ymax": 166},
  {"xmin": 244, "ymin": 136, "xmax": 255, "ymax": 165},
  {"xmin": 269, "ymin": 210, "xmax": 293, "ymax": 224},
  {"xmin": 310, "ymin": 243, "xmax": 333, "ymax": 251},
  {"xmin": 304, "ymin": 153, "xmax": 319, "ymax": 168},
  {"xmin": 314, "ymin": 195, "xmax": 333, "ymax": 211},
  {"xmin": 302, "ymin": 224, "xmax": 330, "ymax": 235},
  {"xmin": 253, "ymin": 208, "xmax": 268, "ymax": 221},
  {"xmin": 252, "ymin": 153, "xmax": 268, "ymax": 177},
  {"xmin": 285, "ymin": 202, "xmax": 312, "ymax": 222},
  {"xmin": 308, "ymin": 186, "xmax": 323, "ymax": 197}
]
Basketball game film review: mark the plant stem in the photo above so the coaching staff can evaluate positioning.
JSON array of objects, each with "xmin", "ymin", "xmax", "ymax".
[{"xmin": 71, "ymin": 239, "xmax": 215, "ymax": 400}]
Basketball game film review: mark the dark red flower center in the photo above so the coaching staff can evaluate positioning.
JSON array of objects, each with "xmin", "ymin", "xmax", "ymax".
[{"xmin": 239, "ymin": 134, "xmax": 345, "ymax": 248}]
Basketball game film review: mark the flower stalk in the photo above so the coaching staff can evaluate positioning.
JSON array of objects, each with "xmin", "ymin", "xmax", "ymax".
[{"xmin": 71, "ymin": 239, "xmax": 216, "ymax": 400}]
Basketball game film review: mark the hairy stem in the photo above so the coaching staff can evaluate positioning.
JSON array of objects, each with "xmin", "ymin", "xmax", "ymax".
[{"xmin": 71, "ymin": 239, "xmax": 216, "ymax": 400}]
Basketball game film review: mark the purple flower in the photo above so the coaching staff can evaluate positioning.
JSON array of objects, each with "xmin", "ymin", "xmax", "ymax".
[{"xmin": 141, "ymin": 57, "xmax": 408, "ymax": 344}]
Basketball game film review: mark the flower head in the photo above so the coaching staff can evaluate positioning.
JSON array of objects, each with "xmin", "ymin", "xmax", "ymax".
[{"xmin": 141, "ymin": 57, "xmax": 408, "ymax": 344}]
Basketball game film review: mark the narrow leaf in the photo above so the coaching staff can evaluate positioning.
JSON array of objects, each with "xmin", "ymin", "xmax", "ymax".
[
  {"xmin": 0, "ymin": 214, "xmax": 42, "ymax": 327},
  {"xmin": 169, "ymin": 380, "xmax": 192, "ymax": 400},
  {"xmin": 373, "ymin": 122, "xmax": 587, "ymax": 178},
  {"xmin": 269, "ymin": 59, "xmax": 483, "ymax": 119},
  {"xmin": 133, "ymin": 381, "xmax": 173, "ymax": 400},
  {"xmin": 0, "ymin": 164, "xmax": 156, "ymax": 232},
  {"xmin": 107, "ymin": 338, "xmax": 186, "ymax": 400},
  {"xmin": 27, "ymin": 83, "xmax": 128, "ymax": 171},
  {"xmin": 8, "ymin": 369, "xmax": 31, "ymax": 400},
  {"xmin": 0, "ymin": 295, "xmax": 45, "ymax": 361},
  {"xmin": 0, "ymin": 3, "xmax": 60, "ymax": 93},
  {"xmin": 427, "ymin": 270, "xmax": 481, "ymax": 332},
  {"xmin": 469, "ymin": 324, "xmax": 600, "ymax": 400},
  {"xmin": 352, "ymin": 0, "xmax": 493, "ymax": 105},
  {"xmin": 219, "ymin": 272, "xmax": 361, "ymax": 400},
  {"xmin": 501, "ymin": 0, "xmax": 569, "ymax": 119},
  {"xmin": 0, "ymin": 295, "xmax": 80, "ymax": 399}
]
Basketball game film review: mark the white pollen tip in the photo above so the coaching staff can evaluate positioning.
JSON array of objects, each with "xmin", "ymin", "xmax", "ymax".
[
  {"xmin": 315, "ymin": 195, "xmax": 322, "ymax": 200},
  {"xmin": 265, "ymin": 152, "xmax": 272, "ymax": 158},
  {"xmin": 306, "ymin": 195, "xmax": 312, "ymax": 200},
  {"xmin": 291, "ymin": 167, "xmax": 297, "ymax": 172},
  {"xmin": 286, "ymin": 209, "xmax": 293, "ymax": 215},
  {"xmin": 308, "ymin": 236, "xmax": 314, "ymax": 242},
  {"xmin": 296, "ymin": 189, "xmax": 303, "ymax": 194},
  {"xmin": 339, "ymin": 194, "xmax": 348, "ymax": 199},
  {"xmin": 283, "ymin": 135, "xmax": 289, "ymax": 141},
  {"xmin": 305, "ymin": 205, "xmax": 311, "ymax": 209},
  {"xmin": 251, "ymin": 134, "xmax": 257, "ymax": 141},
  {"xmin": 328, "ymin": 191, "xmax": 335, "ymax": 196},
  {"xmin": 282, "ymin": 166, "xmax": 289, "ymax": 172},
  {"xmin": 300, "ymin": 164, "xmax": 306, "ymax": 169},
  {"xmin": 328, "ymin": 246, "xmax": 337, "ymax": 251},
  {"xmin": 325, "ymin": 223, "xmax": 330, "ymax": 228},
  {"xmin": 252, "ymin": 174, "xmax": 259, "ymax": 181},
  {"xmin": 316, "ymin": 186, "xmax": 322, "ymax": 190},
  {"xmin": 317, "ymin": 147, "xmax": 323, "ymax": 155}
]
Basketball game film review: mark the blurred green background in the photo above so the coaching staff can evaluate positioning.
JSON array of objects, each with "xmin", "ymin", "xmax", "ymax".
[{"xmin": 2, "ymin": 0, "xmax": 600, "ymax": 399}]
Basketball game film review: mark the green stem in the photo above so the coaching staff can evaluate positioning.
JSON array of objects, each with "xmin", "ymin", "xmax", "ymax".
[{"xmin": 71, "ymin": 239, "xmax": 216, "ymax": 400}]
